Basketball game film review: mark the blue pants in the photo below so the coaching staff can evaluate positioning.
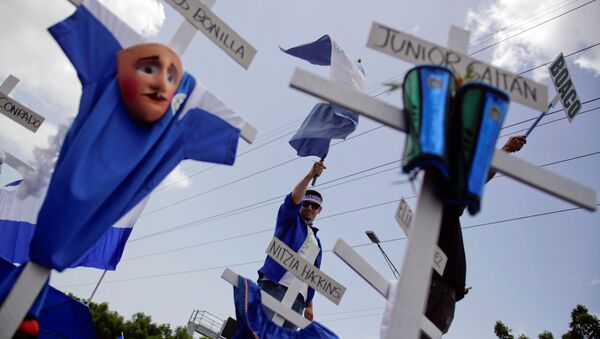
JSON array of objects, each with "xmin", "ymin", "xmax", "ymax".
[{"xmin": 258, "ymin": 279, "xmax": 306, "ymax": 330}]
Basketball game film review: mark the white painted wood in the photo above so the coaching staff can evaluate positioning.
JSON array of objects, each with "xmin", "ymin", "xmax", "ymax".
[
  {"xmin": 0, "ymin": 148, "xmax": 34, "ymax": 175},
  {"xmin": 432, "ymin": 247, "xmax": 448, "ymax": 276},
  {"xmin": 491, "ymin": 150, "xmax": 596, "ymax": 211},
  {"xmin": 548, "ymin": 53, "xmax": 581, "ymax": 121},
  {"xmin": 447, "ymin": 26, "xmax": 470, "ymax": 55},
  {"xmin": 334, "ymin": 238, "xmax": 443, "ymax": 339},
  {"xmin": 163, "ymin": 0, "xmax": 257, "ymax": 69},
  {"xmin": 0, "ymin": 262, "xmax": 51, "ymax": 339},
  {"xmin": 240, "ymin": 123, "xmax": 257, "ymax": 144},
  {"xmin": 0, "ymin": 75, "xmax": 19, "ymax": 93},
  {"xmin": 272, "ymin": 245, "xmax": 319, "ymax": 326},
  {"xmin": 384, "ymin": 172, "xmax": 444, "ymax": 339},
  {"xmin": 0, "ymin": 90, "xmax": 45, "ymax": 133},
  {"xmin": 221, "ymin": 268, "xmax": 310, "ymax": 329},
  {"xmin": 289, "ymin": 70, "xmax": 596, "ymax": 211},
  {"xmin": 290, "ymin": 68, "xmax": 405, "ymax": 131},
  {"xmin": 366, "ymin": 22, "xmax": 548, "ymax": 111},
  {"xmin": 422, "ymin": 316, "xmax": 443, "ymax": 339},
  {"xmin": 168, "ymin": 0, "xmax": 216, "ymax": 55},
  {"xmin": 266, "ymin": 237, "xmax": 346, "ymax": 305},
  {"xmin": 395, "ymin": 198, "xmax": 413, "ymax": 236},
  {"xmin": 333, "ymin": 239, "xmax": 390, "ymax": 298}
]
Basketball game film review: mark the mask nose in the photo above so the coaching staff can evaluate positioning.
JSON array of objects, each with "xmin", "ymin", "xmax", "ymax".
[{"xmin": 150, "ymin": 71, "xmax": 169, "ymax": 93}]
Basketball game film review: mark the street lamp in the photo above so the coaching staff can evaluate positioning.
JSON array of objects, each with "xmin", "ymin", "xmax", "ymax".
[{"xmin": 365, "ymin": 230, "xmax": 399, "ymax": 279}]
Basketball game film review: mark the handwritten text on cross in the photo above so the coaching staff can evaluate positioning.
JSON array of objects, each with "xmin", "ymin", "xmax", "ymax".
[
  {"xmin": 164, "ymin": 0, "xmax": 257, "ymax": 69},
  {"xmin": 266, "ymin": 237, "xmax": 346, "ymax": 305},
  {"xmin": 367, "ymin": 22, "xmax": 548, "ymax": 111},
  {"xmin": 0, "ymin": 91, "xmax": 44, "ymax": 132}
]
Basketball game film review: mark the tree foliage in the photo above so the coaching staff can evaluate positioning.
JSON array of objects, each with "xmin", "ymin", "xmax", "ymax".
[
  {"xmin": 494, "ymin": 304, "xmax": 600, "ymax": 339},
  {"xmin": 69, "ymin": 293, "xmax": 192, "ymax": 339},
  {"xmin": 562, "ymin": 305, "xmax": 600, "ymax": 339}
]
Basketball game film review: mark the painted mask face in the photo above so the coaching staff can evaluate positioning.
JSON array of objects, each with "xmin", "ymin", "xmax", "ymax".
[{"xmin": 117, "ymin": 43, "xmax": 183, "ymax": 124}]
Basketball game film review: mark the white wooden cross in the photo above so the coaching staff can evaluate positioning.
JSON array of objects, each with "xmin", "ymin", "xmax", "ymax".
[
  {"xmin": 288, "ymin": 23, "xmax": 597, "ymax": 339},
  {"xmin": 221, "ymin": 236, "xmax": 347, "ymax": 329},
  {"xmin": 0, "ymin": 75, "xmax": 37, "ymax": 176}
]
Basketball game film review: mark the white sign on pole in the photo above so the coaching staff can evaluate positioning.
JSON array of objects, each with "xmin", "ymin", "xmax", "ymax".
[
  {"xmin": 367, "ymin": 22, "xmax": 548, "ymax": 111},
  {"xmin": 0, "ymin": 91, "xmax": 45, "ymax": 133},
  {"xmin": 395, "ymin": 198, "xmax": 413, "ymax": 236},
  {"xmin": 395, "ymin": 199, "xmax": 448, "ymax": 275},
  {"xmin": 266, "ymin": 237, "xmax": 346, "ymax": 305},
  {"xmin": 163, "ymin": 0, "xmax": 257, "ymax": 69},
  {"xmin": 548, "ymin": 53, "xmax": 581, "ymax": 122}
]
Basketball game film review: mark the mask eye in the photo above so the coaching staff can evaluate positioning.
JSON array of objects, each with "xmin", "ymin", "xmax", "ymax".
[
  {"xmin": 167, "ymin": 69, "xmax": 178, "ymax": 85},
  {"xmin": 136, "ymin": 64, "xmax": 159, "ymax": 76}
]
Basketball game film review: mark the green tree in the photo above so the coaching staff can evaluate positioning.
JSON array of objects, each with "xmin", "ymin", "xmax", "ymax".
[
  {"xmin": 68, "ymin": 293, "xmax": 192, "ymax": 339},
  {"xmin": 539, "ymin": 331, "xmax": 554, "ymax": 339},
  {"xmin": 495, "ymin": 320, "xmax": 515, "ymax": 339},
  {"xmin": 562, "ymin": 305, "xmax": 600, "ymax": 339}
]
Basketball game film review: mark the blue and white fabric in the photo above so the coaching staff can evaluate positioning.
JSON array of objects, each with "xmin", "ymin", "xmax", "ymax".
[
  {"xmin": 233, "ymin": 276, "xmax": 339, "ymax": 339},
  {"xmin": 27, "ymin": 0, "xmax": 245, "ymax": 271},
  {"xmin": 283, "ymin": 35, "xmax": 365, "ymax": 158},
  {"xmin": 0, "ymin": 179, "xmax": 147, "ymax": 270}
]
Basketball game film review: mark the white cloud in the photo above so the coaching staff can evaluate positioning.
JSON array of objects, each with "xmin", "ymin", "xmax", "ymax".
[
  {"xmin": 0, "ymin": 0, "xmax": 165, "ymax": 164},
  {"xmin": 98, "ymin": 0, "xmax": 165, "ymax": 38},
  {"xmin": 158, "ymin": 165, "xmax": 192, "ymax": 191},
  {"xmin": 465, "ymin": 0, "xmax": 600, "ymax": 81},
  {"xmin": 588, "ymin": 277, "xmax": 600, "ymax": 286}
]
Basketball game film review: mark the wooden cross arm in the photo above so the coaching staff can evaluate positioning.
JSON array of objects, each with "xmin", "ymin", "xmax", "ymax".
[
  {"xmin": 333, "ymin": 239, "xmax": 442, "ymax": 339},
  {"xmin": 220, "ymin": 268, "xmax": 310, "ymax": 329},
  {"xmin": 289, "ymin": 68, "xmax": 597, "ymax": 211},
  {"xmin": 1, "ymin": 148, "xmax": 35, "ymax": 175},
  {"xmin": 492, "ymin": 150, "xmax": 596, "ymax": 211},
  {"xmin": 290, "ymin": 68, "xmax": 405, "ymax": 132}
]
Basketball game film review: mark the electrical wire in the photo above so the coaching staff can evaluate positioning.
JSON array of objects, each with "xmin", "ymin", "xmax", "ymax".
[
  {"xmin": 57, "ymin": 203, "xmax": 598, "ymax": 288},
  {"xmin": 469, "ymin": 0, "xmax": 597, "ymax": 55},
  {"xmin": 124, "ymin": 150, "xmax": 599, "ymax": 260}
]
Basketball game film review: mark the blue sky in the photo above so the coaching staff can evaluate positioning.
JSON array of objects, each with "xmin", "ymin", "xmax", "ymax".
[{"xmin": 1, "ymin": 0, "xmax": 599, "ymax": 338}]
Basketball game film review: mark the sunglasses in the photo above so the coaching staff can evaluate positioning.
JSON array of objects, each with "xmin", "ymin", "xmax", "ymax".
[{"xmin": 302, "ymin": 201, "xmax": 321, "ymax": 210}]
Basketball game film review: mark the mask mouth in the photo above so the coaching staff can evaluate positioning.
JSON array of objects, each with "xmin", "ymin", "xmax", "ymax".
[{"xmin": 143, "ymin": 92, "xmax": 168, "ymax": 102}]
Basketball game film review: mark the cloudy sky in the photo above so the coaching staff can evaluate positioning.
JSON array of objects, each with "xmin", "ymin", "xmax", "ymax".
[{"xmin": 1, "ymin": 0, "xmax": 599, "ymax": 338}]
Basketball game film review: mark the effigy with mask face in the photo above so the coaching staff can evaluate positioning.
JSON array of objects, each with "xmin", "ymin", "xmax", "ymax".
[{"xmin": 26, "ymin": 0, "xmax": 249, "ymax": 271}]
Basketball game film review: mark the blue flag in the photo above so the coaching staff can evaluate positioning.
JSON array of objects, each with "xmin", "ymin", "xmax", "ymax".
[
  {"xmin": 289, "ymin": 104, "xmax": 358, "ymax": 158},
  {"xmin": 25, "ymin": 0, "xmax": 247, "ymax": 271},
  {"xmin": 282, "ymin": 35, "xmax": 365, "ymax": 158},
  {"xmin": 0, "ymin": 180, "xmax": 147, "ymax": 270}
]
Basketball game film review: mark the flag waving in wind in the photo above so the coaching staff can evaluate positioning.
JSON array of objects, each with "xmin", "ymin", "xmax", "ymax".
[{"xmin": 282, "ymin": 35, "xmax": 366, "ymax": 159}]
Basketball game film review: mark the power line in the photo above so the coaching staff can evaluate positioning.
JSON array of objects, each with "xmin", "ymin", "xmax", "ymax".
[
  {"xmin": 131, "ymin": 158, "xmax": 400, "ymax": 241},
  {"xmin": 516, "ymin": 42, "xmax": 600, "ymax": 75},
  {"xmin": 58, "ymin": 204, "xmax": 597, "ymax": 288},
  {"xmin": 141, "ymin": 124, "xmax": 389, "ymax": 217},
  {"xmin": 138, "ymin": 94, "xmax": 598, "ymax": 230},
  {"xmin": 130, "ymin": 99, "xmax": 598, "ymax": 244},
  {"xmin": 468, "ymin": 0, "xmax": 584, "ymax": 48},
  {"xmin": 469, "ymin": 0, "xmax": 597, "ymax": 55},
  {"xmin": 125, "ymin": 150, "xmax": 599, "ymax": 260},
  {"xmin": 500, "ymin": 106, "xmax": 600, "ymax": 137}
]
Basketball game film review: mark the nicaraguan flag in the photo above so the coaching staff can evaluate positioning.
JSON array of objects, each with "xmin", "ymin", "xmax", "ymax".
[
  {"xmin": 0, "ymin": 180, "xmax": 148, "ymax": 270},
  {"xmin": 282, "ymin": 35, "xmax": 365, "ymax": 158},
  {"xmin": 24, "ymin": 0, "xmax": 248, "ymax": 271}
]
